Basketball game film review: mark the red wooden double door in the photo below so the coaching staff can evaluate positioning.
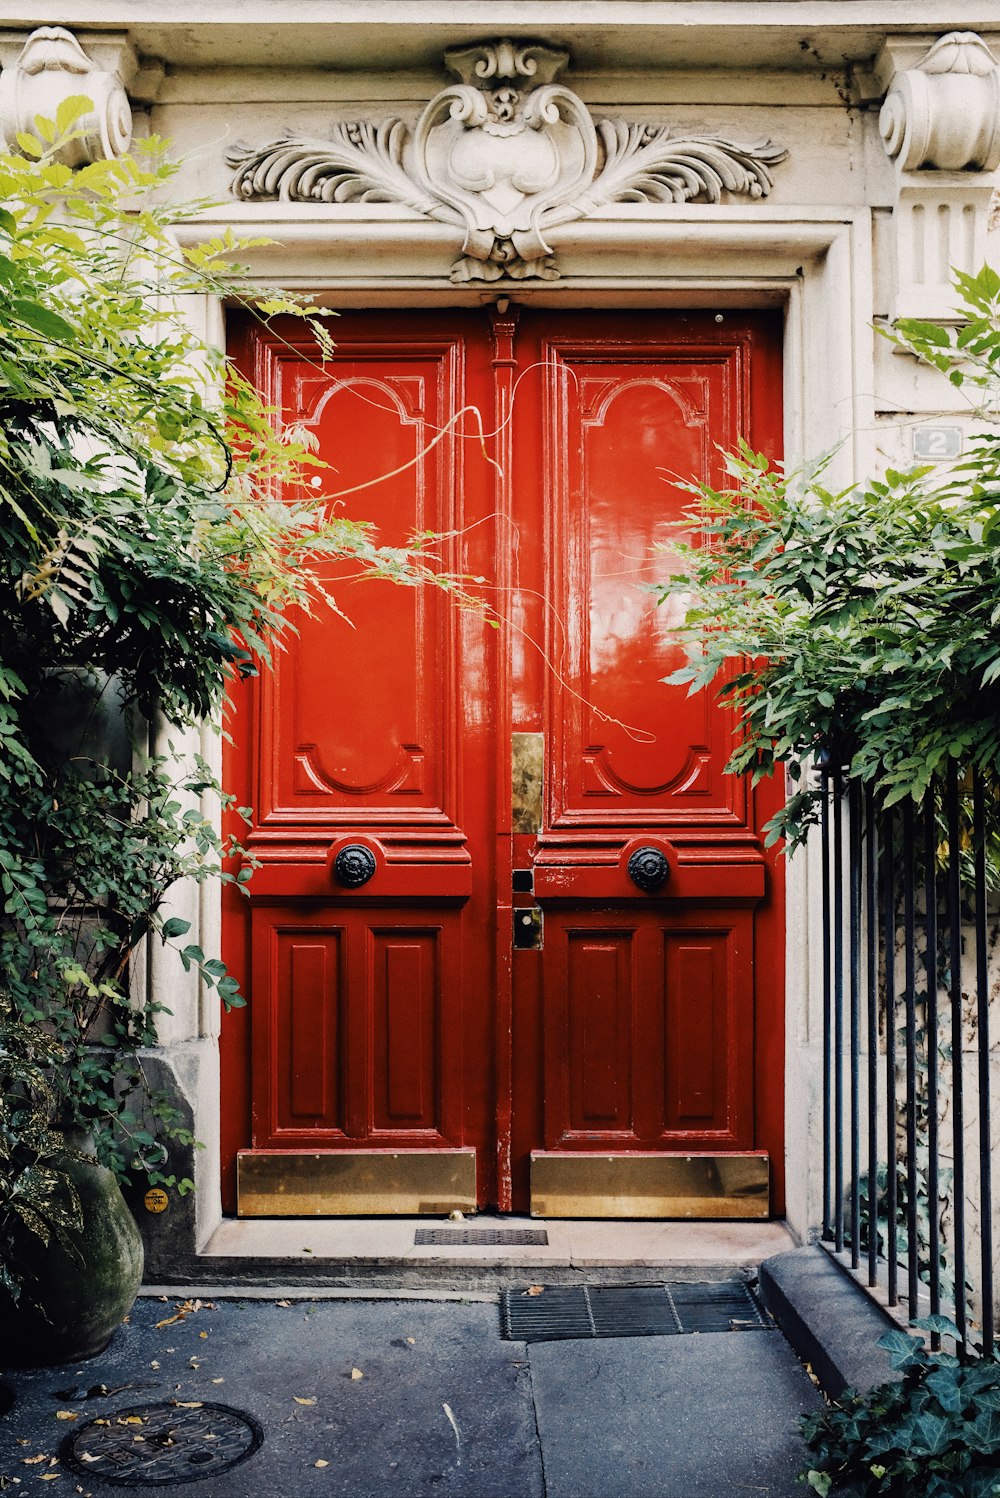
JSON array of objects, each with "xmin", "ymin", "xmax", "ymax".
[{"xmin": 221, "ymin": 306, "xmax": 784, "ymax": 1217}]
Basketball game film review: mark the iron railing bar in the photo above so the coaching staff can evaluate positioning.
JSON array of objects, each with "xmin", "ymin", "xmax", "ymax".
[
  {"xmin": 946, "ymin": 762, "xmax": 967, "ymax": 1351},
  {"xmin": 834, "ymin": 765, "xmax": 846, "ymax": 1256},
  {"xmin": 884, "ymin": 803, "xmax": 898, "ymax": 1307},
  {"xmin": 821, "ymin": 767, "xmax": 833, "ymax": 1240},
  {"xmin": 973, "ymin": 769, "xmax": 994, "ymax": 1354},
  {"xmin": 903, "ymin": 799, "xmax": 919, "ymax": 1320},
  {"xmin": 923, "ymin": 784, "xmax": 941, "ymax": 1348},
  {"xmin": 849, "ymin": 781, "xmax": 863, "ymax": 1270},
  {"xmin": 866, "ymin": 787, "xmax": 879, "ymax": 1289}
]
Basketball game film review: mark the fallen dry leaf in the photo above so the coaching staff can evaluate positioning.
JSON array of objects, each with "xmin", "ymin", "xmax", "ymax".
[
  {"xmin": 314, "ymin": 1460, "xmax": 329, "ymax": 1469},
  {"xmin": 150, "ymin": 1362, "xmax": 160, "ymax": 1371},
  {"xmin": 526, "ymin": 1286, "xmax": 545, "ymax": 1297},
  {"xmin": 199, "ymin": 1331, "xmax": 207, "ymax": 1339},
  {"xmin": 293, "ymin": 1397, "xmax": 316, "ymax": 1406},
  {"xmin": 54, "ymin": 1413, "xmax": 78, "ymax": 1422},
  {"xmin": 22, "ymin": 1457, "xmax": 47, "ymax": 1466},
  {"xmin": 39, "ymin": 1476, "xmax": 60, "ymax": 1482},
  {"xmin": 173, "ymin": 1402, "xmax": 203, "ymax": 1410},
  {"xmin": 274, "ymin": 1299, "xmax": 292, "ymax": 1308},
  {"xmin": 406, "ymin": 1337, "xmax": 415, "ymax": 1345},
  {"xmin": 350, "ymin": 1369, "xmax": 363, "ymax": 1381},
  {"xmin": 211, "ymin": 1378, "xmax": 225, "ymax": 1385},
  {"xmin": 154, "ymin": 1298, "xmax": 215, "ymax": 1330}
]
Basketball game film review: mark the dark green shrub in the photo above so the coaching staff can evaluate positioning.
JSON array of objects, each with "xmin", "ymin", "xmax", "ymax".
[{"xmin": 801, "ymin": 1318, "xmax": 1000, "ymax": 1497}]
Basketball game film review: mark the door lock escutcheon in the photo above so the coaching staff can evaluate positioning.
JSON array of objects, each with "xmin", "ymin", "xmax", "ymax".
[{"xmin": 513, "ymin": 906, "xmax": 543, "ymax": 950}]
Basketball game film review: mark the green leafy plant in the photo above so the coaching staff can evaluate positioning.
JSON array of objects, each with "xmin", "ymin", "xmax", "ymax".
[
  {"xmin": 0, "ymin": 106, "xmax": 469, "ymax": 1296},
  {"xmin": 655, "ymin": 265, "xmax": 1000, "ymax": 849},
  {"xmin": 0, "ymin": 1004, "xmax": 83, "ymax": 1307},
  {"xmin": 800, "ymin": 1318, "xmax": 1000, "ymax": 1497}
]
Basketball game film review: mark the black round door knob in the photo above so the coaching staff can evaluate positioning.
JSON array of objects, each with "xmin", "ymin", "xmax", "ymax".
[
  {"xmin": 627, "ymin": 847, "xmax": 670, "ymax": 892},
  {"xmin": 334, "ymin": 845, "xmax": 377, "ymax": 888}
]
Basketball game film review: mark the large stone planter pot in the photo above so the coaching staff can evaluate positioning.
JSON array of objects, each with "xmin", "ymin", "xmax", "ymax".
[{"xmin": 0, "ymin": 1144, "xmax": 144, "ymax": 1368}]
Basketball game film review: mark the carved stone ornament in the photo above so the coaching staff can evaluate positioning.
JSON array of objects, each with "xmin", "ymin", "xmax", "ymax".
[
  {"xmin": 227, "ymin": 39, "xmax": 786, "ymax": 283},
  {"xmin": 879, "ymin": 31, "xmax": 1000, "ymax": 173},
  {"xmin": 0, "ymin": 26, "xmax": 133, "ymax": 164}
]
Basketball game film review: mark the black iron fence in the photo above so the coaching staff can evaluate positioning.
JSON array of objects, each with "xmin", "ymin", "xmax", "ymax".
[{"xmin": 819, "ymin": 764, "xmax": 996, "ymax": 1353}]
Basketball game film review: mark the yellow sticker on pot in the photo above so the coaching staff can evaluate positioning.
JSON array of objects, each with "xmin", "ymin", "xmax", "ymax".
[{"xmin": 144, "ymin": 1188, "xmax": 169, "ymax": 1213}]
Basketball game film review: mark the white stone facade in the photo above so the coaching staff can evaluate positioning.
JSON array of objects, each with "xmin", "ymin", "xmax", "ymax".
[{"xmin": 2, "ymin": 3, "xmax": 998, "ymax": 1268}]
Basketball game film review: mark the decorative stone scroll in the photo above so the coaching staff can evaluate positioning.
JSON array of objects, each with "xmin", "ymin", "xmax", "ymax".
[
  {"xmin": 227, "ymin": 39, "xmax": 786, "ymax": 283},
  {"xmin": 879, "ymin": 31, "xmax": 1000, "ymax": 174},
  {"xmin": 0, "ymin": 26, "xmax": 133, "ymax": 164}
]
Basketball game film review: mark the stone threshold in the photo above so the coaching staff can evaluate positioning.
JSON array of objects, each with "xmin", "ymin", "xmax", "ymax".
[{"xmin": 144, "ymin": 1216, "xmax": 798, "ymax": 1291}]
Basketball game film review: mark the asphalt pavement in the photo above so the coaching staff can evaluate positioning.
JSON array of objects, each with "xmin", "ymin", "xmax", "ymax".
[{"xmin": 0, "ymin": 1290, "xmax": 820, "ymax": 1498}]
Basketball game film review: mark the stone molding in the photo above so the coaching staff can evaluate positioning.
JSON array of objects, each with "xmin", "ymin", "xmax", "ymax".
[
  {"xmin": 0, "ymin": 25, "xmax": 134, "ymax": 163},
  {"xmin": 227, "ymin": 39, "xmax": 786, "ymax": 283},
  {"xmin": 878, "ymin": 31, "xmax": 1000, "ymax": 173}
]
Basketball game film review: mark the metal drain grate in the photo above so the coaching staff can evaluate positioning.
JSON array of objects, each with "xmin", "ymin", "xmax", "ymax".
[
  {"xmin": 500, "ymin": 1279, "xmax": 769, "ymax": 1341},
  {"xmin": 61, "ymin": 1401, "xmax": 264, "ymax": 1487},
  {"xmin": 415, "ymin": 1227, "xmax": 549, "ymax": 1246}
]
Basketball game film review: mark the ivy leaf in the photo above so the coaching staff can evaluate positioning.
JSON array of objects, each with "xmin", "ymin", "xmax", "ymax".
[
  {"xmin": 962, "ymin": 1468, "xmax": 1000, "ymax": 1497},
  {"xmin": 925, "ymin": 1369, "xmax": 965, "ymax": 1414},
  {"xmin": 965, "ymin": 1411, "xmax": 1000, "ymax": 1455},
  {"xmin": 914, "ymin": 1316, "xmax": 964, "ymax": 1341},
  {"xmin": 877, "ymin": 1329, "xmax": 926, "ymax": 1371},
  {"xmin": 909, "ymin": 1412, "xmax": 955, "ymax": 1457}
]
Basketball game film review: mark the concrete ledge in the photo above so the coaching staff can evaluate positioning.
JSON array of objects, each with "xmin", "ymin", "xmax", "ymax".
[
  {"xmin": 143, "ymin": 1216, "xmax": 798, "ymax": 1291},
  {"xmin": 759, "ymin": 1245, "xmax": 900, "ymax": 1397}
]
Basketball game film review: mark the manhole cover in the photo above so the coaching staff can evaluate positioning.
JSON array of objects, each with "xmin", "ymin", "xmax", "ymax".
[
  {"xmin": 415, "ymin": 1227, "xmax": 549, "ymax": 1246},
  {"xmin": 501, "ymin": 1280, "xmax": 769, "ymax": 1341},
  {"xmin": 61, "ymin": 1401, "xmax": 263, "ymax": 1487}
]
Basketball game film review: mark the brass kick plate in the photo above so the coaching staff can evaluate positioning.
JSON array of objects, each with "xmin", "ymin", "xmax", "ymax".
[
  {"xmin": 530, "ymin": 1152, "xmax": 770, "ymax": 1219},
  {"xmin": 237, "ymin": 1148, "xmax": 476, "ymax": 1217}
]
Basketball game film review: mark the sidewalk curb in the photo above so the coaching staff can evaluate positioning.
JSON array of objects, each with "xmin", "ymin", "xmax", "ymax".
[{"xmin": 759, "ymin": 1245, "xmax": 900, "ymax": 1397}]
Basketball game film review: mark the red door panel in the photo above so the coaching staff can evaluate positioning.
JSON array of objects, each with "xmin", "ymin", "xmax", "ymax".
[
  {"xmin": 541, "ymin": 907, "xmax": 754, "ymax": 1152},
  {"xmin": 222, "ymin": 306, "xmax": 784, "ymax": 1216},
  {"xmin": 249, "ymin": 905, "xmax": 463, "ymax": 1150},
  {"xmin": 544, "ymin": 340, "xmax": 744, "ymax": 827},
  {"xmin": 251, "ymin": 332, "xmax": 470, "ymax": 836}
]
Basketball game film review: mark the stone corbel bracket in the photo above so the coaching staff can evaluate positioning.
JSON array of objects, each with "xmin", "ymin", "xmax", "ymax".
[
  {"xmin": 879, "ymin": 31, "xmax": 1000, "ymax": 173},
  {"xmin": 0, "ymin": 25, "xmax": 146, "ymax": 164},
  {"xmin": 876, "ymin": 31, "xmax": 1000, "ymax": 324},
  {"xmin": 227, "ymin": 39, "xmax": 787, "ymax": 284}
]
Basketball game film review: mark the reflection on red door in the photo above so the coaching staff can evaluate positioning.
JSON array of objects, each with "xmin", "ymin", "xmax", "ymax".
[{"xmin": 221, "ymin": 308, "xmax": 784, "ymax": 1216}]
